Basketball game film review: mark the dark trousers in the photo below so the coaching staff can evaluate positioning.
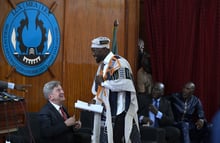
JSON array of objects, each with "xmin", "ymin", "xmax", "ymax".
[
  {"xmin": 175, "ymin": 121, "xmax": 212, "ymax": 143},
  {"xmin": 190, "ymin": 123, "xmax": 212, "ymax": 143},
  {"xmin": 163, "ymin": 126, "xmax": 181, "ymax": 143},
  {"xmin": 113, "ymin": 112, "xmax": 141, "ymax": 143},
  {"xmin": 113, "ymin": 112, "xmax": 125, "ymax": 143}
]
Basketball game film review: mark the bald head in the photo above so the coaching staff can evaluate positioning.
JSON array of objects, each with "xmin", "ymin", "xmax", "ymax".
[
  {"xmin": 182, "ymin": 82, "xmax": 195, "ymax": 99},
  {"xmin": 151, "ymin": 82, "xmax": 165, "ymax": 99}
]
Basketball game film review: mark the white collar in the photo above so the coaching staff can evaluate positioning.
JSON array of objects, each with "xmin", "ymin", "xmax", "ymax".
[
  {"xmin": 154, "ymin": 98, "xmax": 161, "ymax": 102},
  {"xmin": 50, "ymin": 101, "xmax": 61, "ymax": 111}
]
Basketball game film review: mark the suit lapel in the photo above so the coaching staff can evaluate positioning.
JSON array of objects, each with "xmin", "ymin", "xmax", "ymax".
[{"xmin": 47, "ymin": 102, "xmax": 64, "ymax": 120}]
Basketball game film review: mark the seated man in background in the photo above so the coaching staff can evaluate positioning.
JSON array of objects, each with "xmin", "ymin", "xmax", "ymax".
[
  {"xmin": 39, "ymin": 80, "xmax": 83, "ymax": 143},
  {"xmin": 137, "ymin": 82, "xmax": 180, "ymax": 143},
  {"xmin": 168, "ymin": 82, "xmax": 211, "ymax": 143}
]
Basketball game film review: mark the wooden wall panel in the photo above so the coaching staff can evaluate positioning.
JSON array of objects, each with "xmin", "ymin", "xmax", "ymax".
[
  {"xmin": 0, "ymin": 0, "xmax": 65, "ymax": 112},
  {"xmin": 63, "ymin": 0, "xmax": 128, "ymax": 116},
  {"xmin": 124, "ymin": 0, "xmax": 140, "ymax": 82},
  {"xmin": 0, "ymin": 0, "xmax": 139, "ymax": 117}
]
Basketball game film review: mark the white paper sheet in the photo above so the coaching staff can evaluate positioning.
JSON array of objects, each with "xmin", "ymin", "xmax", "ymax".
[{"xmin": 74, "ymin": 100, "xmax": 103, "ymax": 113}]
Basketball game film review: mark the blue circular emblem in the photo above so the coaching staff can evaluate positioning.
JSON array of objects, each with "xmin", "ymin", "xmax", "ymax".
[{"xmin": 2, "ymin": 1, "xmax": 60, "ymax": 76}]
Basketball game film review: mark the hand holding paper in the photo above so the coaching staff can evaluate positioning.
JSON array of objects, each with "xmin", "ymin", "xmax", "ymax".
[{"xmin": 74, "ymin": 100, "xmax": 103, "ymax": 113}]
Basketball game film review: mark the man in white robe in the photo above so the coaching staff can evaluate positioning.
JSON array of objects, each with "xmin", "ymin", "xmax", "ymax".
[{"xmin": 90, "ymin": 36, "xmax": 141, "ymax": 143}]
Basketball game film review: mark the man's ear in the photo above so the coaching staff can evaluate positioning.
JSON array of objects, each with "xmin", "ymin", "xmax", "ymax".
[{"xmin": 48, "ymin": 94, "xmax": 53, "ymax": 100}]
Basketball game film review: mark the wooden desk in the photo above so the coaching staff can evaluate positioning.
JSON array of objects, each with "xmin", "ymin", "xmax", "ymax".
[{"xmin": 0, "ymin": 100, "xmax": 26, "ymax": 142}]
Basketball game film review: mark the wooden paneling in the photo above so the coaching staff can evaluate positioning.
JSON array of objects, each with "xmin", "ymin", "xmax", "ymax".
[
  {"xmin": 0, "ymin": 0, "xmax": 65, "ymax": 114},
  {"xmin": 0, "ymin": 100, "xmax": 26, "ymax": 142},
  {"xmin": 0, "ymin": 0, "xmax": 139, "ymax": 118},
  {"xmin": 0, "ymin": 100, "xmax": 26, "ymax": 130}
]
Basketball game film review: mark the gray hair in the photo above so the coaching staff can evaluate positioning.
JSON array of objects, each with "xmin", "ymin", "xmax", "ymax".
[{"xmin": 43, "ymin": 80, "xmax": 61, "ymax": 99}]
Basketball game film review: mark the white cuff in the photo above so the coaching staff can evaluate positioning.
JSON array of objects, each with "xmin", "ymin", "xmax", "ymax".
[
  {"xmin": 139, "ymin": 115, "xmax": 144, "ymax": 123},
  {"xmin": 156, "ymin": 111, "xmax": 163, "ymax": 119}
]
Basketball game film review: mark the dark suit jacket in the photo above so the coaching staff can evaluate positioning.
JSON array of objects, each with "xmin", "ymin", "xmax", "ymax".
[
  {"xmin": 39, "ymin": 102, "xmax": 75, "ymax": 143},
  {"xmin": 137, "ymin": 94, "xmax": 175, "ymax": 127}
]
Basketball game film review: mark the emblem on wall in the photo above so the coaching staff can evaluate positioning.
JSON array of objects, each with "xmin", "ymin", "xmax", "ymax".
[{"xmin": 1, "ymin": 1, "xmax": 60, "ymax": 76}]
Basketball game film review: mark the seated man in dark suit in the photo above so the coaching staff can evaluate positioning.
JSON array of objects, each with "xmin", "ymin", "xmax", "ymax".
[
  {"xmin": 137, "ymin": 82, "xmax": 180, "ymax": 143},
  {"xmin": 168, "ymin": 82, "xmax": 211, "ymax": 143},
  {"xmin": 39, "ymin": 80, "xmax": 82, "ymax": 143}
]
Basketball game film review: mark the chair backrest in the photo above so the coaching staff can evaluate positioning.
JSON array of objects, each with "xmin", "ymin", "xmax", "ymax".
[
  {"xmin": 80, "ymin": 110, "xmax": 94, "ymax": 129},
  {"xmin": 6, "ymin": 112, "xmax": 41, "ymax": 143},
  {"xmin": 25, "ymin": 112, "xmax": 41, "ymax": 140}
]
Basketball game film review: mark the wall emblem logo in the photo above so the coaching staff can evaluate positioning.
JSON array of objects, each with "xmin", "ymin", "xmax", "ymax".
[{"xmin": 1, "ymin": 1, "xmax": 60, "ymax": 76}]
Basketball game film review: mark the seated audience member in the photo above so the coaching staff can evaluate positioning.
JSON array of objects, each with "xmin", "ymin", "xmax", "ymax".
[
  {"xmin": 211, "ymin": 109, "xmax": 220, "ymax": 143},
  {"xmin": 138, "ymin": 82, "xmax": 180, "ymax": 143},
  {"xmin": 0, "ymin": 80, "xmax": 31, "ymax": 92},
  {"xmin": 39, "ymin": 80, "xmax": 82, "ymax": 143},
  {"xmin": 168, "ymin": 82, "xmax": 211, "ymax": 143},
  {"xmin": 137, "ymin": 54, "xmax": 153, "ymax": 95}
]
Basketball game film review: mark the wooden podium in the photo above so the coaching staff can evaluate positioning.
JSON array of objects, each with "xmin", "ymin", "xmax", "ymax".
[{"xmin": 0, "ymin": 100, "xmax": 26, "ymax": 142}]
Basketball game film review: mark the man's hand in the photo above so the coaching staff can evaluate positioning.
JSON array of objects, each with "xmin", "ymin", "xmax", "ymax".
[
  {"xmin": 64, "ymin": 115, "xmax": 76, "ymax": 127},
  {"xmin": 15, "ymin": 84, "xmax": 32, "ymax": 92},
  {"xmin": 149, "ymin": 104, "xmax": 158, "ymax": 115},
  {"xmin": 65, "ymin": 115, "xmax": 82, "ymax": 129},
  {"xmin": 88, "ymin": 99, "xmax": 96, "ymax": 105},
  {"xmin": 74, "ymin": 120, "xmax": 82, "ymax": 129},
  {"xmin": 195, "ymin": 119, "xmax": 204, "ymax": 129},
  {"xmin": 142, "ymin": 117, "xmax": 153, "ymax": 126}
]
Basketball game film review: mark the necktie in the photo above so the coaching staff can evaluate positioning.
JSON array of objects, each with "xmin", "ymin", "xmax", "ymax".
[
  {"xmin": 154, "ymin": 99, "xmax": 159, "ymax": 127},
  {"xmin": 155, "ymin": 99, "xmax": 159, "ymax": 109},
  {"xmin": 60, "ymin": 106, "xmax": 67, "ymax": 120}
]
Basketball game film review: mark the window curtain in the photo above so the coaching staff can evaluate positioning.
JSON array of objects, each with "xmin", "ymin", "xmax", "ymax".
[{"xmin": 143, "ymin": 0, "xmax": 220, "ymax": 121}]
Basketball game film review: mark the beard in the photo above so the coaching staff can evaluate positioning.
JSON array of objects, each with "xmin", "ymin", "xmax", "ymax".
[{"xmin": 95, "ymin": 55, "xmax": 105, "ymax": 63}]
